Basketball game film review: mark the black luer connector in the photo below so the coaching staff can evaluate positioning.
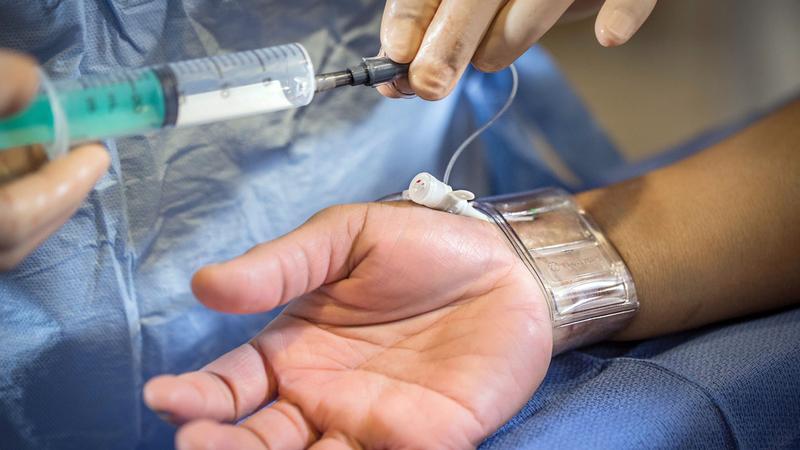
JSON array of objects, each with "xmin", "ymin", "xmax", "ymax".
[
  {"xmin": 349, "ymin": 57, "xmax": 409, "ymax": 87},
  {"xmin": 315, "ymin": 57, "xmax": 408, "ymax": 92}
]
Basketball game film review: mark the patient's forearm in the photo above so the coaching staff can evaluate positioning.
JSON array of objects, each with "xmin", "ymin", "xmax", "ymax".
[{"xmin": 577, "ymin": 99, "xmax": 800, "ymax": 340}]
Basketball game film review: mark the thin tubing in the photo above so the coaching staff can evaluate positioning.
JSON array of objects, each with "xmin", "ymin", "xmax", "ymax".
[{"xmin": 442, "ymin": 64, "xmax": 519, "ymax": 185}]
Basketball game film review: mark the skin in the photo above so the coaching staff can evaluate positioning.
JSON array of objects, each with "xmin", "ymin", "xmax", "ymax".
[
  {"xmin": 377, "ymin": 0, "xmax": 658, "ymax": 100},
  {"xmin": 146, "ymin": 204, "xmax": 553, "ymax": 449},
  {"xmin": 145, "ymin": 100, "xmax": 800, "ymax": 449},
  {"xmin": 581, "ymin": 99, "xmax": 800, "ymax": 340},
  {"xmin": 0, "ymin": 50, "xmax": 110, "ymax": 270},
  {"xmin": 0, "ymin": 0, "xmax": 657, "ymax": 266},
  {"xmin": 1, "ymin": 33, "xmax": 796, "ymax": 450}
]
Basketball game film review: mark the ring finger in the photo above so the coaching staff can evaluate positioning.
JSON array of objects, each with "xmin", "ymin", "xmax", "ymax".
[{"xmin": 175, "ymin": 400, "xmax": 319, "ymax": 450}]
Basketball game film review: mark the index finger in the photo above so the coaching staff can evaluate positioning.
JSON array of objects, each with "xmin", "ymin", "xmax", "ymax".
[
  {"xmin": 0, "ymin": 50, "xmax": 39, "ymax": 117},
  {"xmin": 0, "ymin": 144, "xmax": 109, "ymax": 249},
  {"xmin": 381, "ymin": 0, "xmax": 442, "ymax": 64}
]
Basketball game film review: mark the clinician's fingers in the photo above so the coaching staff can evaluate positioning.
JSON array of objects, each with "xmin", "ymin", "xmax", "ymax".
[
  {"xmin": 0, "ymin": 145, "xmax": 48, "ymax": 184},
  {"xmin": 409, "ymin": 0, "xmax": 506, "ymax": 100},
  {"xmin": 380, "ymin": 0, "xmax": 441, "ymax": 64},
  {"xmin": 595, "ymin": 0, "xmax": 657, "ymax": 47},
  {"xmin": 374, "ymin": 48, "xmax": 415, "ymax": 99},
  {"xmin": 0, "ymin": 50, "xmax": 39, "ymax": 117},
  {"xmin": 374, "ymin": 76, "xmax": 414, "ymax": 98},
  {"xmin": 472, "ymin": 0, "xmax": 576, "ymax": 72},
  {"xmin": 175, "ymin": 400, "xmax": 318, "ymax": 450},
  {"xmin": 0, "ymin": 144, "xmax": 109, "ymax": 250},
  {"xmin": 192, "ymin": 204, "xmax": 369, "ymax": 314},
  {"xmin": 144, "ymin": 342, "xmax": 277, "ymax": 424}
]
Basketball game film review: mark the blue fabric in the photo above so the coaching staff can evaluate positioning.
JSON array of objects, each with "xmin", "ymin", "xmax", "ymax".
[
  {"xmin": 0, "ymin": 1, "xmax": 614, "ymax": 448},
  {"xmin": 481, "ymin": 308, "xmax": 800, "ymax": 449},
  {"xmin": 460, "ymin": 50, "xmax": 624, "ymax": 194},
  {"xmin": 1, "ymin": 1, "xmax": 797, "ymax": 449},
  {"xmin": 0, "ymin": 2, "xmax": 458, "ymax": 448}
]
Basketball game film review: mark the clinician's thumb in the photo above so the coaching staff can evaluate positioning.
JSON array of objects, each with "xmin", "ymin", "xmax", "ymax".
[
  {"xmin": 0, "ymin": 50, "xmax": 39, "ymax": 117},
  {"xmin": 191, "ymin": 204, "xmax": 369, "ymax": 314}
]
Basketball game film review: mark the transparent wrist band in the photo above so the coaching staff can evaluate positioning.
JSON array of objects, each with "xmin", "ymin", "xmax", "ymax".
[{"xmin": 473, "ymin": 188, "xmax": 638, "ymax": 354}]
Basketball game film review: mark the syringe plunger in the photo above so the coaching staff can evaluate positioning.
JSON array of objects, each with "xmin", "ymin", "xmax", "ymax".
[{"xmin": 0, "ymin": 43, "xmax": 316, "ymax": 155}]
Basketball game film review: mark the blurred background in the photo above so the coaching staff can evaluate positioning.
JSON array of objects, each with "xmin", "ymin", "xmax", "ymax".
[{"xmin": 540, "ymin": 0, "xmax": 800, "ymax": 160}]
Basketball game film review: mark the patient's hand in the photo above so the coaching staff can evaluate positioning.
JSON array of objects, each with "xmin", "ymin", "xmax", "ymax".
[{"xmin": 144, "ymin": 203, "xmax": 552, "ymax": 449}]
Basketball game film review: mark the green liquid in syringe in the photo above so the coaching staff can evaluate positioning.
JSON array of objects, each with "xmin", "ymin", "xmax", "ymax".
[{"xmin": 0, "ymin": 69, "xmax": 167, "ymax": 149}]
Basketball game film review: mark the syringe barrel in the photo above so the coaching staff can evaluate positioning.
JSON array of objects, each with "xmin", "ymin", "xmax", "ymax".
[
  {"xmin": 0, "ymin": 43, "xmax": 316, "ymax": 155},
  {"xmin": 164, "ymin": 43, "xmax": 315, "ymax": 127},
  {"xmin": 0, "ymin": 68, "xmax": 167, "ymax": 154}
]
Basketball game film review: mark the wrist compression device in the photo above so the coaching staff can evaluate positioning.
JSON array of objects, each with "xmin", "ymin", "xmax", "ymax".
[{"xmin": 403, "ymin": 173, "xmax": 639, "ymax": 353}]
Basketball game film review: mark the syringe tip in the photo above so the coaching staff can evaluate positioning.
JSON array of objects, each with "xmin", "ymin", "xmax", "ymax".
[{"xmin": 314, "ymin": 70, "xmax": 353, "ymax": 93}]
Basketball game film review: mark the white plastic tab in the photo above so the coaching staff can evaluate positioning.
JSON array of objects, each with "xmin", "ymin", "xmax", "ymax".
[{"xmin": 403, "ymin": 172, "xmax": 489, "ymax": 221}]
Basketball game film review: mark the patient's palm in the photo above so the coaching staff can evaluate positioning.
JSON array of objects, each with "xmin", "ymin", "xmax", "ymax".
[{"xmin": 145, "ymin": 203, "xmax": 552, "ymax": 449}]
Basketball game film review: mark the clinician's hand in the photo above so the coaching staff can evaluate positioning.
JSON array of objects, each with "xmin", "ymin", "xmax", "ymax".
[
  {"xmin": 145, "ymin": 203, "xmax": 552, "ymax": 449},
  {"xmin": 0, "ymin": 50, "xmax": 109, "ymax": 270},
  {"xmin": 378, "ymin": 0, "xmax": 657, "ymax": 99}
]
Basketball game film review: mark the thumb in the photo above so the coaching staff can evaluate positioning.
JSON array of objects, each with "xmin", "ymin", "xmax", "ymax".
[
  {"xmin": 191, "ymin": 204, "xmax": 369, "ymax": 314},
  {"xmin": 0, "ymin": 50, "xmax": 39, "ymax": 118}
]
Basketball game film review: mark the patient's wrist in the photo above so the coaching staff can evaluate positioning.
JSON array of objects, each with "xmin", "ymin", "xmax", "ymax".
[{"xmin": 474, "ymin": 188, "xmax": 639, "ymax": 354}]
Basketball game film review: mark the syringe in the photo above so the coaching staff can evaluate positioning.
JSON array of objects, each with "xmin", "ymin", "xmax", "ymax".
[{"xmin": 0, "ymin": 43, "xmax": 408, "ymax": 159}]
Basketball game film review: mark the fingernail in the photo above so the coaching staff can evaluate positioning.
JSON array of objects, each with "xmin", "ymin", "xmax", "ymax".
[{"xmin": 605, "ymin": 10, "xmax": 637, "ymax": 42}]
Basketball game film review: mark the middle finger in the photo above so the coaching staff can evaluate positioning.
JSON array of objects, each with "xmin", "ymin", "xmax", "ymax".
[
  {"xmin": 473, "ymin": 0, "xmax": 576, "ymax": 72},
  {"xmin": 409, "ymin": 0, "xmax": 507, "ymax": 100}
]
